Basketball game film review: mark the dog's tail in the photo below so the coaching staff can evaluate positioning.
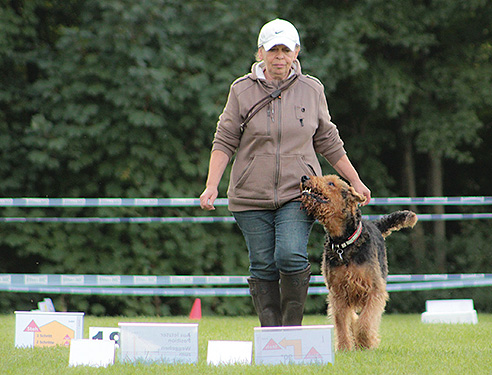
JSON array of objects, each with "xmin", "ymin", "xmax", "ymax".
[{"xmin": 374, "ymin": 210, "xmax": 418, "ymax": 238}]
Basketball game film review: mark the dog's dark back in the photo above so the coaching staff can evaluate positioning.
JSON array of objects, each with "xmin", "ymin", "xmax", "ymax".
[
  {"xmin": 362, "ymin": 221, "xmax": 388, "ymax": 279},
  {"xmin": 324, "ymin": 219, "xmax": 388, "ymax": 279}
]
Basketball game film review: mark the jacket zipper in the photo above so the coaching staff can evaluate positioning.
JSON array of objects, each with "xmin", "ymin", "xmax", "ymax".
[
  {"xmin": 274, "ymin": 94, "xmax": 281, "ymax": 208},
  {"xmin": 267, "ymin": 104, "xmax": 273, "ymax": 136}
]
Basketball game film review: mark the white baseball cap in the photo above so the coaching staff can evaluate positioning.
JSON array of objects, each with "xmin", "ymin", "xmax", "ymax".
[{"xmin": 257, "ymin": 19, "xmax": 300, "ymax": 52}]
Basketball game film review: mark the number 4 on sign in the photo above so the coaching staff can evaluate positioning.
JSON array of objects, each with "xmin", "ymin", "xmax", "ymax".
[{"xmin": 89, "ymin": 327, "xmax": 120, "ymax": 348}]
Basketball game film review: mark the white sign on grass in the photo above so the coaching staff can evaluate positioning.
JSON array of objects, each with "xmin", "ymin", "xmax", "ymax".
[
  {"xmin": 254, "ymin": 325, "xmax": 334, "ymax": 365},
  {"xmin": 207, "ymin": 340, "xmax": 253, "ymax": 365},
  {"xmin": 14, "ymin": 311, "xmax": 84, "ymax": 348},
  {"xmin": 118, "ymin": 322, "xmax": 198, "ymax": 364},
  {"xmin": 69, "ymin": 339, "xmax": 115, "ymax": 367}
]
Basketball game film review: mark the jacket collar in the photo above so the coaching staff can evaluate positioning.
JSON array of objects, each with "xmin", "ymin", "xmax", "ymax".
[{"xmin": 251, "ymin": 59, "xmax": 301, "ymax": 83}]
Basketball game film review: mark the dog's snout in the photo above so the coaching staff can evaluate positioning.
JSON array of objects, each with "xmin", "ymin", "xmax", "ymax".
[{"xmin": 301, "ymin": 175, "xmax": 310, "ymax": 184}]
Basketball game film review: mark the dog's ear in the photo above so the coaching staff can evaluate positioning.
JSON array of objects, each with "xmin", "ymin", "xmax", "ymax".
[{"xmin": 348, "ymin": 186, "xmax": 366, "ymax": 205}]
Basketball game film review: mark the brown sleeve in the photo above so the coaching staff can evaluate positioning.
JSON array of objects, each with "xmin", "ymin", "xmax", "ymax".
[
  {"xmin": 313, "ymin": 89, "xmax": 346, "ymax": 165},
  {"xmin": 211, "ymin": 84, "xmax": 242, "ymax": 160}
]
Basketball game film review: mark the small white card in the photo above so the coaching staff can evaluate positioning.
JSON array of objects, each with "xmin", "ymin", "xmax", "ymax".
[
  {"xmin": 207, "ymin": 340, "xmax": 253, "ymax": 365},
  {"xmin": 69, "ymin": 339, "xmax": 115, "ymax": 367}
]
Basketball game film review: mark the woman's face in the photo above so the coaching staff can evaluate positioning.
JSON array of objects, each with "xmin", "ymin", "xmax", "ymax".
[{"xmin": 259, "ymin": 45, "xmax": 299, "ymax": 81}]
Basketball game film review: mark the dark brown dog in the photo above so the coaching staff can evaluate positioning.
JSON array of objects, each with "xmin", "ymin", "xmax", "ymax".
[{"xmin": 300, "ymin": 174, "xmax": 417, "ymax": 351}]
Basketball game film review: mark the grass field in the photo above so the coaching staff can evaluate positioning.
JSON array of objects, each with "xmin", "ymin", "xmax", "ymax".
[{"xmin": 2, "ymin": 314, "xmax": 492, "ymax": 374}]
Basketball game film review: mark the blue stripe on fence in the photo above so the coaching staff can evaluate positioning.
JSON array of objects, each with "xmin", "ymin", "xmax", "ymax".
[
  {"xmin": 310, "ymin": 278, "xmax": 492, "ymax": 295},
  {"xmin": 1, "ymin": 274, "xmax": 491, "ymax": 296},
  {"xmin": 0, "ymin": 217, "xmax": 237, "ymax": 224},
  {"xmin": 0, "ymin": 198, "xmax": 220, "ymax": 207},
  {"xmin": 2, "ymin": 273, "xmax": 492, "ymax": 287},
  {"xmin": 1, "ymin": 196, "xmax": 489, "ymax": 223},
  {"xmin": 1, "ymin": 213, "xmax": 491, "ymax": 223},
  {"xmin": 0, "ymin": 196, "xmax": 491, "ymax": 207},
  {"xmin": 2, "ymin": 280, "xmax": 492, "ymax": 296},
  {"xmin": 367, "ymin": 213, "xmax": 492, "ymax": 221},
  {"xmin": 0, "ymin": 286, "xmax": 252, "ymax": 297},
  {"xmin": 386, "ymin": 278, "xmax": 492, "ymax": 292},
  {"xmin": 0, "ymin": 274, "xmax": 250, "ymax": 287}
]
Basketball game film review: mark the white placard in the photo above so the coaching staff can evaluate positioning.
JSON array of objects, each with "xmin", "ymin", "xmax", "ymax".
[
  {"xmin": 421, "ymin": 299, "xmax": 478, "ymax": 324},
  {"xmin": 14, "ymin": 311, "xmax": 84, "ymax": 348},
  {"xmin": 207, "ymin": 340, "xmax": 253, "ymax": 365},
  {"xmin": 118, "ymin": 322, "xmax": 198, "ymax": 364},
  {"xmin": 69, "ymin": 339, "xmax": 115, "ymax": 367},
  {"xmin": 254, "ymin": 325, "xmax": 334, "ymax": 365}
]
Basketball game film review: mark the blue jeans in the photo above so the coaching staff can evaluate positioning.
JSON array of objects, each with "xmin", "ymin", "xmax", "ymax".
[{"xmin": 232, "ymin": 201, "xmax": 315, "ymax": 281}]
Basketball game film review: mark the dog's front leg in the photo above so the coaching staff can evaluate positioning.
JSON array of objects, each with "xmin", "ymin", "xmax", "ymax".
[
  {"xmin": 355, "ymin": 288, "xmax": 387, "ymax": 349},
  {"xmin": 329, "ymin": 294, "xmax": 355, "ymax": 351}
]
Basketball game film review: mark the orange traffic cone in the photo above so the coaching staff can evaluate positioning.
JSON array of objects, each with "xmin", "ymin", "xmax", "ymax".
[{"xmin": 189, "ymin": 298, "xmax": 202, "ymax": 320}]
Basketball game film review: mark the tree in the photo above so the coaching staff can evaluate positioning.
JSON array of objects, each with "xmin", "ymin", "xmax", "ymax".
[
  {"xmin": 1, "ymin": 0, "xmax": 491, "ymax": 315},
  {"xmin": 0, "ymin": 0, "xmax": 272, "ymax": 315},
  {"xmin": 292, "ymin": 0, "xmax": 492, "ymax": 272}
]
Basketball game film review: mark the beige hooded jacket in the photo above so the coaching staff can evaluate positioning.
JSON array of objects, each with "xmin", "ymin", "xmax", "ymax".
[{"xmin": 212, "ymin": 60, "xmax": 346, "ymax": 211}]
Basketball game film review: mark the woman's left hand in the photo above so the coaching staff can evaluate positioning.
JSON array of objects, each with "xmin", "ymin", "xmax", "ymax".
[{"xmin": 352, "ymin": 180, "xmax": 371, "ymax": 206}]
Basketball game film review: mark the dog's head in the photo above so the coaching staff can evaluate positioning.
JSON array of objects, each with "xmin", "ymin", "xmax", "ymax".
[{"xmin": 300, "ymin": 174, "xmax": 366, "ymax": 234}]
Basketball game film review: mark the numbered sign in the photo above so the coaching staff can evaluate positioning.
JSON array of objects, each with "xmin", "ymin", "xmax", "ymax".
[{"xmin": 89, "ymin": 327, "xmax": 120, "ymax": 348}]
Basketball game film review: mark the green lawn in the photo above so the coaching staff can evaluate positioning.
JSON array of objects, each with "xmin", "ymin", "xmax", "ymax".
[{"xmin": 2, "ymin": 314, "xmax": 491, "ymax": 374}]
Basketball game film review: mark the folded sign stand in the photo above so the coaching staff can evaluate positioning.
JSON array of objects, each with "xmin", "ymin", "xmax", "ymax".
[
  {"xmin": 421, "ymin": 299, "xmax": 478, "ymax": 324},
  {"xmin": 254, "ymin": 325, "xmax": 334, "ymax": 365},
  {"xmin": 118, "ymin": 322, "xmax": 199, "ymax": 364},
  {"xmin": 14, "ymin": 311, "xmax": 84, "ymax": 348}
]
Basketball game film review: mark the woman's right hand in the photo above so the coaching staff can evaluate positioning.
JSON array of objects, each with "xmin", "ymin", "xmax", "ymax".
[
  {"xmin": 200, "ymin": 186, "xmax": 219, "ymax": 210},
  {"xmin": 200, "ymin": 150, "xmax": 229, "ymax": 210}
]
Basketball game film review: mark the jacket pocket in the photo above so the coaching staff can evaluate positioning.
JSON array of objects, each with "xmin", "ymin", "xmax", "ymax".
[
  {"xmin": 232, "ymin": 154, "xmax": 276, "ymax": 200},
  {"xmin": 243, "ymin": 106, "xmax": 271, "ymax": 137},
  {"xmin": 295, "ymin": 105, "xmax": 306, "ymax": 128}
]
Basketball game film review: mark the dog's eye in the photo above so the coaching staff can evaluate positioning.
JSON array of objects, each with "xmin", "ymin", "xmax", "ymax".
[{"xmin": 328, "ymin": 182, "xmax": 335, "ymax": 186}]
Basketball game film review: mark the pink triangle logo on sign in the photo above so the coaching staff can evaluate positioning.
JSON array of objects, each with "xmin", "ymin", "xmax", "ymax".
[
  {"xmin": 263, "ymin": 338, "xmax": 282, "ymax": 350},
  {"xmin": 24, "ymin": 320, "xmax": 41, "ymax": 333},
  {"xmin": 304, "ymin": 346, "xmax": 323, "ymax": 360}
]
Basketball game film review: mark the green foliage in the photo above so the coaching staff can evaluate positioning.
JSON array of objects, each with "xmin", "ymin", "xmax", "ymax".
[{"xmin": 0, "ymin": 0, "xmax": 491, "ymax": 315}]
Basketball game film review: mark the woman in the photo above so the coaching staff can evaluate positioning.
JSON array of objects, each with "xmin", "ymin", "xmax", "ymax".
[{"xmin": 200, "ymin": 19, "xmax": 370, "ymax": 326}]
